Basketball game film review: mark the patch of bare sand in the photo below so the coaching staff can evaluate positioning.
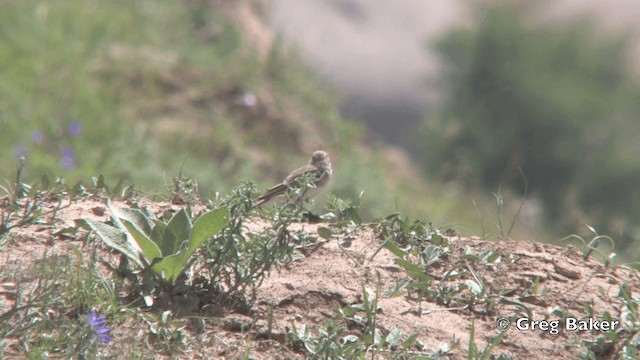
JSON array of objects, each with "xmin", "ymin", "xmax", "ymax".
[{"xmin": 252, "ymin": 225, "xmax": 640, "ymax": 359}]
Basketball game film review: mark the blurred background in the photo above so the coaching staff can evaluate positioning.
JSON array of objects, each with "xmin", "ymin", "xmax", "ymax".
[{"xmin": 1, "ymin": 0, "xmax": 639, "ymax": 260}]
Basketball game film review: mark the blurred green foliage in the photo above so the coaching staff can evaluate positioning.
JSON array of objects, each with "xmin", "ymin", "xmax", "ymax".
[
  {"xmin": 6, "ymin": 0, "xmax": 616, "ymax": 247},
  {"xmin": 0, "ymin": 0, "xmax": 457, "ymax": 225},
  {"xmin": 0, "ymin": 1, "xmax": 237, "ymax": 186},
  {"xmin": 0, "ymin": 0, "xmax": 337, "ymax": 195},
  {"xmin": 418, "ymin": 4, "xmax": 640, "ymax": 253}
]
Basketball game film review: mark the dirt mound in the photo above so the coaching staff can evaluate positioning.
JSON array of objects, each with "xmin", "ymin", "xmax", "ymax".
[{"xmin": 1, "ymin": 197, "xmax": 638, "ymax": 358}]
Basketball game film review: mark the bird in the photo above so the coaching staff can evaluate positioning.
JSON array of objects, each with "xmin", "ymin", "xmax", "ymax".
[{"xmin": 252, "ymin": 150, "xmax": 332, "ymax": 209}]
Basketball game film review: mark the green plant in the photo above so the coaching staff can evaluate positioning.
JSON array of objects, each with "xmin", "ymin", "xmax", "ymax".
[
  {"xmin": 170, "ymin": 171, "xmax": 201, "ymax": 206},
  {"xmin": 418, "ymin": 3, "xmax": 640, "ymax": 253},
  {"xmin": 561, "ymin": 225, "xmax": 616, "ymax": 265},
  {"xmin": 467, "ymin": 321, "xmax": 509, "ymax": 360},
  {"xmin": 82, "ymin": 199, "xmax": 229, "ymax": 288},
  {"xmin": 142, "ymin": 310, "xmax": 187, "ymax": 357},
  {"xmin": 604, "ymin": 283, "xmax": 640, "ymax": 359},
  {"xmin": 288, "ymin": 322, "xmax": 363, "ymax": 359},
  {"xmin": 60, "ymin": 245, "xmax": 120, "ymax": 314},
  {"xmin": 337, "ymin": 282, "xmax": 383, "ymax": 336},
  {"xmin": 492, "ymin": 172, "xmax": 528, "ymax": 241},
  {"xmin": 372, "ymin": 214, "xmax": 450, "ymax": 306},
  {"xmin": 335, "ymin": 275, "xmax": 425, "ymax": 359},
  {"xmin": 374, "ymin": 213, "xmax": 450, "ymax": 263},
  {"xmin": 202, "ymin": 180, "xmax": 298, "ymax": 305},
  {"xmin": 76, "ymin": 310, "xmax": 113, "ymax": 356},
  {"xmin": 323, "ymin": 192, "xmax": 363, "ymax": 227},
  {"xmin": 0, "ymin": 244, "xmax": 120, "ymax": 358},
  {"xmin": 88, "ymin": 174, "xmax": 136, "ymax": 200},
  {"xmin": 1, "ymin": 159, "xmax": 45, "ymax": 240},
  {"xmin": 375, "ymin": 213, "xmax": 515, "ymax": 316},
  {"xmin": 288, "ymin": 319, "xmax": 431, "ymax": 359}
]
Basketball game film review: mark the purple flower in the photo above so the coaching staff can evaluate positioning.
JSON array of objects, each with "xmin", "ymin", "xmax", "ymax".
[
  {"xmin": 86, "ymin": 310, "xmax": 112, "ymax": 344},
  {"xmin": 31, "ymin": 131, "xmax": 44, "ymax": 144},
  {"xmin": 61, "ymin": 147, "xmax": 76, "ymax": 169},
  {"xmin": 69, "ymin": 122, "xmax": 82, "ymax": 136}
]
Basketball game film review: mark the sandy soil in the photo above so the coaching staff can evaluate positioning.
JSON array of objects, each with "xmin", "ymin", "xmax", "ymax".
[{"xmin": 2, "ymin": 197, "xmax": 638, "ymax": 358}]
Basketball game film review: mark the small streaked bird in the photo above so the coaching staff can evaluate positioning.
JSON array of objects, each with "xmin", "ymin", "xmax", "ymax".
[{"xmin": 252, "ymin": 150, "xmax": 332, "ymax": 209}]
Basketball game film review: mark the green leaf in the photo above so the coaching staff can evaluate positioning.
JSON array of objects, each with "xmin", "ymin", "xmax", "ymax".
[
  {"xmin": 373, "ymin": 329, "xmax": 383, "ymax": 346},
  {"xmin": 480, "ymin": 249, "xmax": 501, "ymax": 263},
  {"xmin": 94, "ymin": 174, "xmax": 106, "ymax": 190},
  {"xmin": 98, "ymin": 200, "xmax": 165, "ymax": 267},
  {"xmin": 383, "ymin": 238, "xmax": 407, "ymax": 258},
  {"xmin": 394, "ymin": 258, "xmax": 424, "ymax": 277},
  {"xmin": 384, "ymin": 278, "xmax": 410, "ymax": 297},
  {"xmin": 342, "ymin": 334, "xmax": 359, "ymax": 343},
  {"xmin": 122, "ymin": 220, "xmax": 162, "ymax": 263},
  {"xmin": 421, "ymin": 245, "xmax": 441, "ymax": 267},
  {"xmin": 150, "ymin": 220, "xmax": 166, "ymax": 248},
  {"xmin": 460, "ymin": 254, "xmax": 481, "ymax": 262},
  {"xmin": 346, "ymin": 207, "xmax": 361, "ymax": 226},
  {"xmin": 339, "ymin": 306, "xmax": 356, "ymax": 317},
  {"xmin": 108, "ymin": 200, "xmax": 153, "ymax": 236},
  {"xmin": 402, "ymin": 333, "xmax": 419, "ymax": 349},
  {"xmin": 465, "ymin": 279, "xmax": 483, "ymax": 295},
  {"xmin": 385, "ymin": 328, "xmax": 402, "ymax": 346},
  {"xmin": 468, "ymin": 321, "xmax": 477, "ymax": 359},
  {"xmin": 80, "ymin": 218, "xmax": 144, "ymax": 268},
  {"xmin": 151, "ymin": 251, "xmax": 187, "ymax": 284},
  {"xmin": 431, "ymin": 233, "xmax": 447, "ymax": 245},
  {"xmin": 160, "ymin": 209, "xmax": 191, "ymax": 256},
  {"xmin": 317, "ymin": 227, "xmax": 332, "ymax": 240},
  {"xmin": 188, "ymin": 207, "xmax": 229, "ymax": 254},
  {"xmin": 149, "ymin": 207, "xmax": 229, "ymax": 284}
]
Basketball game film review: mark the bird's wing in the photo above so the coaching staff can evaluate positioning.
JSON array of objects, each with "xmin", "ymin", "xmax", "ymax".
[
  {"xmin": 257, "ymin": 183, "xmax": 288, "ymax": 201},
  {"xmin": 283, "ymin": 164, "xmax": 321, "ymax": 186},
  {"xmin": 253, "ymin": 164, "xmax": 323, "ymax": 209}
]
